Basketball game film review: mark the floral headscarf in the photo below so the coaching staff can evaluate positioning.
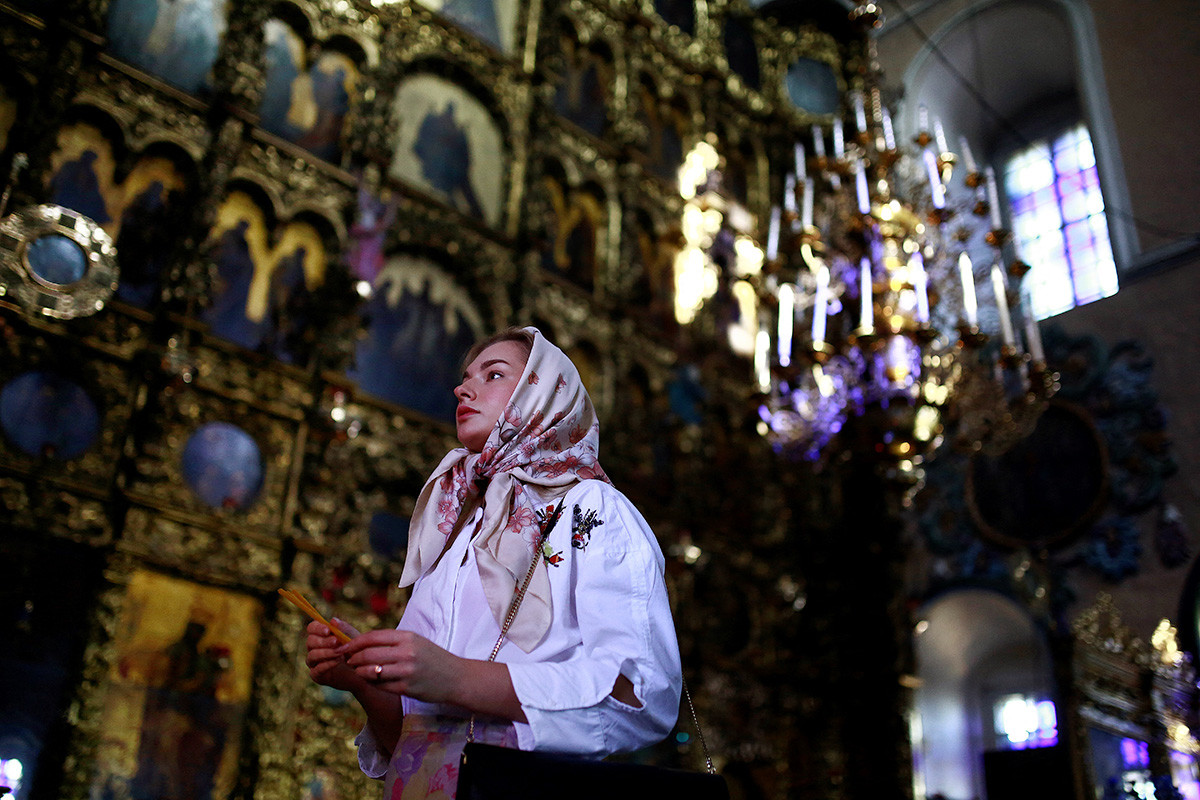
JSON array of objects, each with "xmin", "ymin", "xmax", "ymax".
[{"xmin": 400, "ymin": 327, "xmax": 609, "ymax": 652}]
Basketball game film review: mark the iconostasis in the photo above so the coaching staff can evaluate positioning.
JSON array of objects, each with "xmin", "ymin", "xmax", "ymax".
[{"xmin": 0, "ymin": 0, "xmax": 858, "ymax": 798}]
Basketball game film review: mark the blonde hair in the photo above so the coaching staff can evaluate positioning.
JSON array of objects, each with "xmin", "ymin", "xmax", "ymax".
[{"xmin": 463, "ymin": 326, "xmax": 535, "ymax": 367}]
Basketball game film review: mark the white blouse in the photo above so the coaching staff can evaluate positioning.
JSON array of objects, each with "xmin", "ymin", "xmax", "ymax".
[{"xmin": 357, "ymin": 479, "xmax": 682, "ymax": 776}]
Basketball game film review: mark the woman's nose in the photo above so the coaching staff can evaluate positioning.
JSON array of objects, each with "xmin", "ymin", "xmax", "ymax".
[{"xmin": 454, "ymin": 381, "xmax": 472, "ymax": 400}]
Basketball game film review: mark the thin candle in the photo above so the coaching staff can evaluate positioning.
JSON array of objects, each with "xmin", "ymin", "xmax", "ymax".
[
  {"xmin": 1024, "ymin": 300, "xmax": 1045, "ymax": 362},
  {"xmin": 958, "ymin": 135, "xmax": 978, "ymax": 174},
  {"xmin": 766, "ymin": 205, "xmax": 781, "ymax": 261},
  {"xmin": 794, "ymin": 142, "xmax": 806, "ymax": 182},
  {"xmin": 812, "ymin": 263, "xmax": 829, "ymax": 347},
  {"xmin": 853, "ymin": 91, "xmax": 868, "ymax": 133},
  {"xmin": 934, "ymin": 118, "xmax": 949, "ymax": 154},
  {"xmin": 918, "ymin": 104, "xmax": 930, "ymax": 133},
  {"xmin": 778, "ymin": 283, "xmax": 795, "ymax": 367},
  {"xmin": 881, "ymin": 106, "xmax": 896, "ymax": 149},
  {"xmin": 985, "ymin": 166, "xmax": 1003, "ymax": 229},
  {"xmin": 784, "ymin": 173, "xmax": 797, "ymax": 213},
  {"xmin": 801, "ymin": 180, "xmax": 814, "ymax": 230},
  {"xmin": 832, "ymin": 118, "xmax": 845, "ymax": 158},
  {"xmin": 958, "ymin": 252, "xmax": 978, "ymax": 326},
  {"xmin": 755, "ymin": 328, "xmax": 771, "ymax": 392},
  {"xmin": 811, "ymin": 125, "xmax": 826, "ymax": 159},
  {"xmin": 990, "ymin": 263, "xmax": 1016, "ymax": 345},
  {"xmin": 855, "ymin": 160, "xmax": 871, "ymax": 214},
  {"xmin": 860, "ymin": 257, "xmax": 874, "ymax": 332},
  {"xmin": 911, "ymin": 251, "xmax": 930, "ymax": 323},
  {"xmin": 923, "ymin": 149, "xmax": 946, "ymax": 209}
]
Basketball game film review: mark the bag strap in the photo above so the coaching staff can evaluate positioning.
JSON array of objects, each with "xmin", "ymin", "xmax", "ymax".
[
  {"xmin": 467, "ymin": 498, "xmax": 719, "ymax": 777},
  {"xmin": 469, "ymin": 499, "xmax": 566, "ymax": 742}
]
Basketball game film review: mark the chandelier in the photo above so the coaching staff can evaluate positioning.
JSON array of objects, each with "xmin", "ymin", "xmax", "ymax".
[{"xmin": 747, "ymin": 4, "xmax": 1058, "ymax": 477}]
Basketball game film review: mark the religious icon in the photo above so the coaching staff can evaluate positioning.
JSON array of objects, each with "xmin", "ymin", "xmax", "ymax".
[
  {"xmin": 635, "ymin": 85, "xmax": 686, "ymax": 181},
  {"xmin": 552, "ymin": 40, "xmax": 609, "ymax": 138},
  {"xmin": 202, "ymin": 191, "xmax": 327, "ymax": 359},
  {"xmin": 415, "ymin": 0, "xmax": 517, "ymax": 53},
  {"xmin": 90, "ymin": 570, "xmax": 262, "ymax": 800},
  {"xmin": 539, "ymin": 175, "xmax": 601, "ymax": 290},
  {"xmin": 259, "ymin": 20, "xmax": 359, "ymax": 164},
  {"xmin": 630, "ymin": 216, "xmax": 678, "ymax": 329},
  {"xmin": 105, "ymin": 0, "xmax": 228, "ymax": 95},
  {"xmin": 388, "ymin": 75, "xmax": 505, "ymax": 227},
  {"xmin": 347, "ymin": 255, "xmax": 483, "ymax": 422}
]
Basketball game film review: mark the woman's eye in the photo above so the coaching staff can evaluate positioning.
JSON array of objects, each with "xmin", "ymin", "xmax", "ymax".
[{"xmin": 488, "ymin": 370, "xmax": 503, "ymax": 380}]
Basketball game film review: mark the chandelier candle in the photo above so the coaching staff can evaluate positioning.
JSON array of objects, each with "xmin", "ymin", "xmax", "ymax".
[
  {"xmin": 853, "ymin": 91, "xmax": 868, "ymax": 134},
  {"xmin": 959, "ymin": 252, "xmax": 978, "ymax": 326},
  {"xmin": 856, "ymin": 161, "xmax": 872, "ymax": 214},
  {"xmin": 985, "ymin": 167, "xmax": 1003, "ymax": 230},
  {"xmin": 923, "ymin": 149, "xmax": 946, "ymax": 209},
  {"xmin": 911, "ymin": 252, "xmax": 930, "ymax": 324},
  {"xmin": 958, "ymin": 136, "xmax": 978, "ymax": 174},
  {"xmin": 801, "ymin": 180, "xmax": 814, "ymax": 230},
  {"xmin": 990, "ymin": 263, "xmax": 1016, "ymax": 346},
  {"xmin": 860, "ymin": 257, "xmax": 874, "ymax": 333},
  {"xmin": 812, "ymin": 263, "xmax": 830, "ymax": 347}
]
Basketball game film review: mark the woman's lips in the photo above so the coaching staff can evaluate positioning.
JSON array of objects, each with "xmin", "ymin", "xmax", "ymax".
[{"xmin": 456, "ymin": 407, "xmax": 477, "ymax": 422}]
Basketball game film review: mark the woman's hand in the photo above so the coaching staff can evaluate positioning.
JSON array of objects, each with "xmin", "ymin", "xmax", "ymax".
[
  {"xmin": 304, "ymin": 618, "xmax": 364, "ymax": 692},
  {"xmin": 337, "ymin": 630, "xmax": 465, "ymax": 704}
]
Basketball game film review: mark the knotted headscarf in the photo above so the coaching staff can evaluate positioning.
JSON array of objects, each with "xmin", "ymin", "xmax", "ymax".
[{"xmin": 400, "ymin": 327, "xmax": 609, "ymax": 652}]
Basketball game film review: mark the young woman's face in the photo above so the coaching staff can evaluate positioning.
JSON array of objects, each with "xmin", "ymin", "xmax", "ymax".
[{"xmin": 454, "ymin": 340, "xmax": 529, "ymax": 452}]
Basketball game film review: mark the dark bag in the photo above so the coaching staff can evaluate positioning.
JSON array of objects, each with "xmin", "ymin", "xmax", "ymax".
[
  {"xmin": 456, "ymin": 500, "xmax": 729, "ymax": 800},
  {"xmin": 457, "ymin": 741, "xmax": 731, "ymax": 800}
]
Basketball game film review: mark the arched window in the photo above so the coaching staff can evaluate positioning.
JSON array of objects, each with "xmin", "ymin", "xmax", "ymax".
[
  {"xmin": 1004, "ymin": 123, "xmax": 1117, "ymax": 319},
  {"xmin": 894, "ymin": 0, "xmax": 1136, "ymax": 322}
]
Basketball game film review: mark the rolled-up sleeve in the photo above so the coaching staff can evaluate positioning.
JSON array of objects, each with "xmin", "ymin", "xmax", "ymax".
[{"xmin": 506, "ymin": 485, "xmax": 682, "ymax": 755}]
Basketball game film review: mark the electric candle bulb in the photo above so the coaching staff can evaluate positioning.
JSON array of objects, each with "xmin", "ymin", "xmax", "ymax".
[{"xmin": 918, "ymin": 104, "xmax": 930, "ymax": 133}]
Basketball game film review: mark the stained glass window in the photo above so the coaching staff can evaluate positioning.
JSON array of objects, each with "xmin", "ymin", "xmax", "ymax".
[
  {"xmin": 1004, "ymin": 124, "xmax": 1117, "ymax": 319},
  {"xmin": 993, "ymin": 694, "xmax": 1058, "ymax": 750}
]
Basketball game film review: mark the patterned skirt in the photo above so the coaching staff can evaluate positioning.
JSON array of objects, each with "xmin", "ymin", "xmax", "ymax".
[{"xmin": 385, "ymin": 714, "xmax": 519, "ymax": 800}]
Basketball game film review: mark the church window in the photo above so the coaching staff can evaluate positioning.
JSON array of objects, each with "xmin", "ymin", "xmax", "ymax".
[{"xmin": 1004, "ymin": 123, "xmax": 1117, "ymax": 319}]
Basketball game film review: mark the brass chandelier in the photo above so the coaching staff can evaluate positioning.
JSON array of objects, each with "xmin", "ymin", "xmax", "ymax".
[{"xmin": 750, "ymin": 4, "xmax": 1058, "ymax": 477}]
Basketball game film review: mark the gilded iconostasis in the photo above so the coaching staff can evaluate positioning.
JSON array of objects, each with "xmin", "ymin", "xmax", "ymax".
[
  {"xmin": 5, "ymin": 0, "xmax": 1197, "ymax": 798},
  {"xmin": 0, "ymin": 0, "xmax": 860, "ymax": 798}
]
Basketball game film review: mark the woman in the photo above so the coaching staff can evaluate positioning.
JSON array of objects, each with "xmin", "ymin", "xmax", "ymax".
[{"xmin": 305, "ymin": 326, "xmax": 682, "ymax": 799}]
